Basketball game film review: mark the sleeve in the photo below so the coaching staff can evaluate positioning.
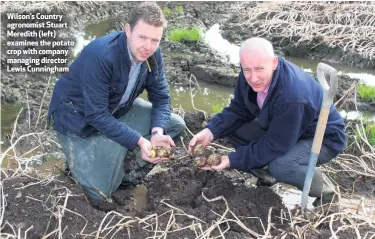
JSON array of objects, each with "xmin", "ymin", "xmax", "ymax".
[
  {"xmin": 228, "ymin": 102, "xmax": 316, "ymax": 171},
  {"xmin": 146, "ymin": 48, "xmax": 171, "ymax": 133},
  {"xmin": 206, "ymin": 74, "xmax": 255, "ymax": 139},
  {"xmin": 82, "ymin": 54, "xmax": 141, "ymax": 150}
]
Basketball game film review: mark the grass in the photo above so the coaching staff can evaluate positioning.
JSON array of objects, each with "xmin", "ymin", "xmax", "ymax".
[
  {"xmin": 163, "ymin": 6, "xmax": 183, "ymax": 16},
  {"xmin": 175, "ymin": 6, "xmax": 184, "ymax": 13},
  {"xmin": 211, "ymin": 103, "xmax": 224, "ymax": 114},
  {"xmin": 354, "ymin": 121, "xmax": 375, "ymax": 147},
  {"xmin": 163, "ymin": 6, "xmax": 171, "ymax": 15},
  {"xmin": 365, "ymin": 123, "xmax": 375, "ymax": 147},
  {"xmin": 166, "ymin": 26, "xmax": 201, "ymax": 42},
  {"xmin": 358, "ymin": 84, "xmax": 375, "ymax": 101}
]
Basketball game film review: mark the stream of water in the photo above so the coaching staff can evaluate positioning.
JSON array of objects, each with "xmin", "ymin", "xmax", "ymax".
[{"xmin": 75, "ymin": 19, "xmax": 375, "ymax": 115}]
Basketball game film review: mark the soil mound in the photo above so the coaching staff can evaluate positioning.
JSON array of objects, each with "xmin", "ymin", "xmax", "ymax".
[{"xmin": 2, "ymin": 160, "xmax": 286, "ymax": 238}]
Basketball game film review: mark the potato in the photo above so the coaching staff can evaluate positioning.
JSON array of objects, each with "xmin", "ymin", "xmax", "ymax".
[
  {"xmin": 206, "ymin": 153, "xmax": 221, "ymax": 166},
  {"xmin": 156, "ymin": 147, "xmax": 169, "ymax": 157},
  {"xmin": 150, "ymin": 148, "xmax": 157, "ymax": 158},
  {"xmin": 150, "ymin": 146, "xmax": 172, "ymax": 158},
  {"xmin": 193, "ymin": 144, "xmax": 205, "ymax": 155},
  {"xmin": 194, "ymin": 156, "xmax": 207, "ymax": 167}
]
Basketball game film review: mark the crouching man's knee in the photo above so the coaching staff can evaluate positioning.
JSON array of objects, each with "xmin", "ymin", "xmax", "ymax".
[
  {"xmin": 168, "ymin": 113, "xmax": 186, "ymax": 138},
  {"xmin": 268, "ymin": 158, "xmax": 305, "ymax": 188}
]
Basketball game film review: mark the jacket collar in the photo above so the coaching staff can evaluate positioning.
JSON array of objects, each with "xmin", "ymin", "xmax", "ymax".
[
  {"xmin": 118, "ymin": 32, "xmax": 132, "ymax": 72},
  {"xmin": 266, "ymin": 56, "xmax": 282, "ymax": 97}
]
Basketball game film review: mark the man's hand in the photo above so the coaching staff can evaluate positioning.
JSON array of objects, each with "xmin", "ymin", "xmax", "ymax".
[
  {"xmin": 200, "ymin": 155, "xmax": 230, "ymax": 171},
  {"xmin": 150, "ymin": 134, "xmax": 175, "ymax": 148},
  {"xmin": 137, "ymin": 137, "xmax": 169, "ymax": 164},
  {"xmin": 150, "ymin": 134, "xmax": 176, "ymax": 162},
  {"xmin": 188, "ymin": 128, "xmax": 214, "ymax": 155}
]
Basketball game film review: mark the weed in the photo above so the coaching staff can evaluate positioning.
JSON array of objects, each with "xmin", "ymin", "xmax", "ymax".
[
  {"xmin": 211, "ymin": 103, "xmax": 224, "ymax": 114},
  {"xmin": 163, "ymin": 6, "xmax": 171, "ymax": 16},
  {"xmin": 365, "ymin": 123, "xmax": 375, "ymax": 147},
  {"xmin": 358, "ymin": 84, "xmax": 375, "ymax": 101},
  {"xmin": 354, "ymin": 121, "xmax": 375, "ymax": 147},
  {"xmin": 176, "ymin": 6, "xmax": 184, "ymax": 13},
  {"xmin": 166, "ymin": 26, "xmax": 201, "ymax": 42}
]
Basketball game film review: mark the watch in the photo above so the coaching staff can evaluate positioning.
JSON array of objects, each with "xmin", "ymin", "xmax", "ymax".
[{"xmin": 151, "ymin": 130, "xmax": 162, "ymax": 136}]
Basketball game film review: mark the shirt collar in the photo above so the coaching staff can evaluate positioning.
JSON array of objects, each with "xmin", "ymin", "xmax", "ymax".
[{"xmin": 263, "ymin": 85, "xmax": 270, "ymax": 94}]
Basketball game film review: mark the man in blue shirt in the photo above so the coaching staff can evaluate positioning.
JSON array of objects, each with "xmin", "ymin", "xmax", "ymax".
[
  {"xmin": 48, "ymin": 2, "xmax": 185, "ymax": 204},
  {"xmin": 189, "ymin": 37, "xmax": 346, "ymax": 206}
]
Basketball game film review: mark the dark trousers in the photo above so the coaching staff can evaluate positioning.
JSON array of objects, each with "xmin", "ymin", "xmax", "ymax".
[{"xmin": 228, "ymin": 119, "xmax": 338, "ymax": 191}]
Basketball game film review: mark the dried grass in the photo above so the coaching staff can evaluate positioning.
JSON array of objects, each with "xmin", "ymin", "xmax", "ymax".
[{"xmin": 235, "ymin": 1, "xmax": 375, "ymax": 63}]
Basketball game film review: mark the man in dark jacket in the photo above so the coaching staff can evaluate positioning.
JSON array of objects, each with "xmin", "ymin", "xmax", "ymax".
[
  {"xmin": 48, "ymin": 3, "xmax": 185, "ymax": 202},
  {"xmin": 189, "ymin": 37, "xmax": 346, "ymax": 206}
]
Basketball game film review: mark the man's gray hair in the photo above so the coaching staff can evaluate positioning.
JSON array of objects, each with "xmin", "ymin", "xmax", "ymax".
[
  {"xmin": 128, "ymin": 2, "xmax": 167, "ymax": 30},
  {"xmin": 240, "ymin": 37, "xmax": 275, "ymax": 57}
]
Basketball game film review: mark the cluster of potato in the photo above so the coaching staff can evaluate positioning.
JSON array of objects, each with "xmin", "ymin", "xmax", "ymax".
[
  {"xmin": 192, "ymin": 144, "xmax": 221, "ymax": 167},
  {"xmin": 150, "ymin": 146, "xmax": 173, "ymax": 158},
  {"xmin": 149, "ymin": 144, "xmax": 222, "ymax": 168}
]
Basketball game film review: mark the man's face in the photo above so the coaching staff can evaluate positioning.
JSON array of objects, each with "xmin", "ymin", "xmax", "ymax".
[
  {"xmin": 240, "ymin": 49, "xmax": 278, "ymax": 92},
  {"xmin": 125, "ymin": 19, "xmax": 163, "ymax": 62}
]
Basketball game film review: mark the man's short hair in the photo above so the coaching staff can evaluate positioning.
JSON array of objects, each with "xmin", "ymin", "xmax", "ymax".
[{"xmin": 128, "ymin": 2, "xmax": 167, "ymax": 29}]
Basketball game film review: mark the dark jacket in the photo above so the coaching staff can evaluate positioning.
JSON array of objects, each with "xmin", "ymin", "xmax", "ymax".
[
  {"xmin": 206, "ymin": 57, "xmax": 346, "ymax": 172},
  {"xmin": 48, "ymin": 32, "xmax": 171, "ymax": 150}
]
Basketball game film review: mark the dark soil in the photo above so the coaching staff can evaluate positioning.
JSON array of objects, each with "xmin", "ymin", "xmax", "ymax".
[
  {"xmin": 2, "ymin": 160, "xmax": 287, "ymax": 238},
  {"xmin": 143, "ymin": 163, "xmax": 285, "ymax": 238},
  {"xmin": 3, "ymin": 151, "xmax": 373, "ymax": 239},
  {"xmin": 326, "ymin": 161, "xmax": 375, "ymax": 197}
]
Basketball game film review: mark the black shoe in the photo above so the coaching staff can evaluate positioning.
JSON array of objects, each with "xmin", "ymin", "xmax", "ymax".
[
  {"xmin": 251, "ymin": 168, "xmax": 278, "ymax": 187},
  {"xmin": 118, "ymin": 181, "xmax": 137, "ymax": 190},
  {"xmin": 64, "ymin": 167, "xmax": 71, "ymax": 176}
]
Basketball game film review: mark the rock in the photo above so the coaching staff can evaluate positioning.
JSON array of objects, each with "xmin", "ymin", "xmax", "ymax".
[
  {"xmin": 16, "ymin": 222, "xmax": 26, "ymax": 229},
  {"xmin": 190, "ymin": 64, "xmax": 238, "ymax": 87},
  {"xmin": 146, "ymin": 164, "xmax": 169, "ymax": 178},
  {"xmin": 245, "ymin": 178, "xmax": 258, "ymax": 187},
  {"xmin": 15, "ymin": 191, "xmax": 22, "ymax": 199}
]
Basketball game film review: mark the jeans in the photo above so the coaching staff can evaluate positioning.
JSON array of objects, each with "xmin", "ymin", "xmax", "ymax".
[{"xmin": 56, "ymin": 98, "xmax": 186, "ymax": 200}]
